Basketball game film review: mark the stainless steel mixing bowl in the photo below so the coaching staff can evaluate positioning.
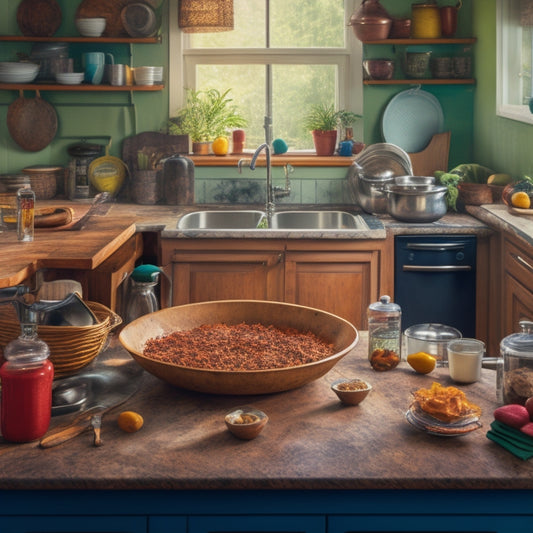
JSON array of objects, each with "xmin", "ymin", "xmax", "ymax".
[{"xmin": 384, "ymin": 184, "xmax": 448, "ymax": 223}]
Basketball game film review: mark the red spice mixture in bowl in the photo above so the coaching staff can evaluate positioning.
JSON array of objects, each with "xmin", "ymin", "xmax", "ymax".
[{"xmin": 119, "ymin": 300, "xmax": 358, "ymax": 395}]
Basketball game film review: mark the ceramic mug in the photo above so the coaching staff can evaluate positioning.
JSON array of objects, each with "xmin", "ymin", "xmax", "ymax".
[
  {"xmin": 105, "ymin": 64, "xmax": 125, "ymax": 86},
  {"xmin": 83, "ymin": 52, "xmax": 114, "ymax": 85}
]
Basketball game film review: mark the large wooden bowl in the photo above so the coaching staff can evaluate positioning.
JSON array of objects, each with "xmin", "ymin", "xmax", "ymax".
[{"xmin": 119, "ymin": 300, "xmax": 358, "ymax": 395}]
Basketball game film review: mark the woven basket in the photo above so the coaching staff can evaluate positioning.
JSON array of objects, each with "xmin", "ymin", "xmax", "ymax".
[
  {"xmin": 0, "ymin": 301, "xmax": 121, "ymax": 377},
  {"xmin": 22, "ymin": 166, "xmax": 64, "ymax": 200}
]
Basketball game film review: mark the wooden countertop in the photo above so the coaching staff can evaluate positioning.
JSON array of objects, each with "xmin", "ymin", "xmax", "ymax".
[{"xmin": 0, "ymin": 332, "xmax": 529, "ymax": 491}]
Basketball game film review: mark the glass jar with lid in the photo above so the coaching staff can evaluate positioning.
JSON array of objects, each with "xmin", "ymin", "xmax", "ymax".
[
  {"xmin": 501, "ymin": 320, "xmax": 533, "ymax": 405},
  {"xmin": 367, "ymin": 295, "xmax": 401, "ymax": 371}
]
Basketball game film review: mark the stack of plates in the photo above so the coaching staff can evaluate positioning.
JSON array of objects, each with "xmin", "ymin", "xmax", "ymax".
[
  {"xmin": 0, "ymin": 62, "xmax": 39, "ymax": 83},
  {"xmin": 56, "ymin": 72, "xmax": 84, "ymax": 85},
  {"xmin": 405, "ymin": 403, "xmax": 482, "ymax": 437},
  {"xmin": 75, "ymin": 17, "xmax": 106, "ymax": 37},
  {"xmin": 133, "ymin": 66, "xmax": 162, "ymax": 85}
]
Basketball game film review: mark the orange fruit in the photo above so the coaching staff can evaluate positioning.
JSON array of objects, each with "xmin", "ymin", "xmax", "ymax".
[
  {"xmin": 212, "ymin": 136, "xmax": 229, "ymax": 156},
  {"xmin": 407, "ymin": 351, "xmax": 436, "ymax": 374},
  {"xmin": 117, "ymin": 411, "xmax": 144, "ymax": 433},
  {"xmin": 511, "ymin": 191, "xmax": 531, "ymax": 209}
]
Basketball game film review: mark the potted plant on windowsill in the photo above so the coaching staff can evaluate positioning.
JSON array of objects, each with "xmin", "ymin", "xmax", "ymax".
[
  {"xmin": 337, "ymin": 110, "xmax": 364, "ymax": 154},
  {"xmin": 168, "ymin": 88, "xmax": 247, "ymax": 155},
  {"xmin": 303, "ymin": 103, "xmax": 339, "ymax": 156}
]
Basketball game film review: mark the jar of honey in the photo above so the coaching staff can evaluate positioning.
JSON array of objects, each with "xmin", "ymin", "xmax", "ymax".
[{"xmin": 411, "ymin": 2, "xmax": 441, "ymax": 39}]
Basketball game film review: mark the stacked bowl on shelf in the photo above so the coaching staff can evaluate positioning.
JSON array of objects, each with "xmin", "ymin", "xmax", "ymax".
[
  {"xmin": 133, "ymin": 66, "xmax": 163, "ymax": 85},
  {"xmin": 74, "ymin": 17, "xmax": 106, "ymax": 37},
  {"xmin": 0, "ymin": 62, "xmax": 39, "ymax": 83}
]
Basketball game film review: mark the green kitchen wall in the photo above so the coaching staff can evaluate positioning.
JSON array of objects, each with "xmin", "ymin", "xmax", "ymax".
[{"xmin": 0, "ymin": 1, "xmax": 530, "ymax": 182}]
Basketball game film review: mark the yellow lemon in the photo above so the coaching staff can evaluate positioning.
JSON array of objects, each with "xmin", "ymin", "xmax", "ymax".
[
  {"xmin": 407, "ymin": 351, "xmax": 436, "ymax": 374},
  {"xmin": 117, "ymin": 411, "xmax": 144, "ymax": 433},
  {"xmin": 511, "ymin": 191, "xmax": 531, "ymax": 209},
  {"xmin": 212, "ymin": 136, "xmax": 229, "ymax": 156}
]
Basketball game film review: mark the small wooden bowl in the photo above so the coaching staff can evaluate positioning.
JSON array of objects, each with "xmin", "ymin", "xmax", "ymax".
[
  {"xmin": 225, "ymin": 407, "xmax": 268, "ymax": 440},
  {"xmin": 331, "ymin": 378, "xmax": 372, "ymax": 406}
]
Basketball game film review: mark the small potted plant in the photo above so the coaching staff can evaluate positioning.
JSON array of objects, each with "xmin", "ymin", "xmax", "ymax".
[
  {"xmin": 337, "ymin": 110, "xmax": 364, "ymax": 154},
  {"xmin": 303, "ymin": 103, "xmax": 339, "ymax": 156},
  {"xmin": 168, "ymin": 88, "xmax": 247, "ymax": 155}
]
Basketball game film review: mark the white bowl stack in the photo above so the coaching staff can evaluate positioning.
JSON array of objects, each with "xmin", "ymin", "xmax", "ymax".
[
  {"xmin": 0, "ymin": 62, "xmax": 40, "ymax": 83},
  {"xmin": 75, "ymin": 17, "xmax": 107, "ymax": 37},
  {"xmin": 133, "ymin": 66, "xmax": 161, "ymax": 85},
  {"xmin": 56, "ymin": 72, "xmax": 85, "ymax": 85}
]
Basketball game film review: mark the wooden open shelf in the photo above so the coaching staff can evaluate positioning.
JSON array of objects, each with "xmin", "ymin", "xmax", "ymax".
[
  {"xmin": 0, "ymin": 83, "xmax": 164, "ymax": 92},
  {"xmin": 364, "ymin": 78, "xmax": 475, "ymax": 85}
]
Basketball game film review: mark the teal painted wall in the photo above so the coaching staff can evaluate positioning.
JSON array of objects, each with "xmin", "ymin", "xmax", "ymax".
[
  {"xmin": 472, "ymin": 0, "xmax": 533, "ymax": 179},
  {"xmin": 0, "ymin": 0, "xmax": 168, "ymax": 173}
]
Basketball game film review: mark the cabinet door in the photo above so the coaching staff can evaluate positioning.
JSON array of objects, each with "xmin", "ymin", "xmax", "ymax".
[
  {"xmin": 284, "ymin": 250, "xmax": 380, "ymax": 329},
  {"xmin": 170, "ymin": 250, "xmax": 285, "ymax": 305},
  {"xmin": 503, "ymin": 235, "xmax": 533, "ymax": 335},
  {"xmin": 188, "ymin": 515, "xmax": 325, "ymax": 533},
  {"xmin": 0, "ymin": 516, "xmax": 146, "ymax": 532}
]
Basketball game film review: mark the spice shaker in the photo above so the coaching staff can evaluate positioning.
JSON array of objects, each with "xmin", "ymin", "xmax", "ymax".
[
  {"xmin": 500, "ymin": 320, "xmax": 533, "ymax": 405},
  {"xmin": 367, "ymin": 295, "xmax": 402, "ymax": 371},
  {"xmin": 0, "ymin": 304, "xmax": 54, "ymax": 443}
]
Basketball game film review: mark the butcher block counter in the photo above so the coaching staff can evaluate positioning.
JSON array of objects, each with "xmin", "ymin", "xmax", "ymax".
[{"xmin": 1, "ymin": 333, "xmax": 533, "ymax": 531}]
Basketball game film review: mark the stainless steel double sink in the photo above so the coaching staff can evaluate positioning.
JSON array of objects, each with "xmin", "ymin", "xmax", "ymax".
[{"xmin": 177, "ymin": 210, "xmax": 369, "ymax": 231}]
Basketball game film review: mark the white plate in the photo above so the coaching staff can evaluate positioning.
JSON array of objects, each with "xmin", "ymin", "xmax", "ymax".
[{"xmin": 382, "ymin": 88, "xmax": 444, "ymax": 153}]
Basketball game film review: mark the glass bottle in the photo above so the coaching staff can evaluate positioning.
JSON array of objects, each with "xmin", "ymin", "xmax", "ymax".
[
  {"xmin": 367, "ymin": 295, "xmax": 402, "ymax": 371},
  {"xmin": 500, "ymin": 320, "xmax": 533, "ymax": 405},
  {"xmin": 0, "ymin": 309, "xmax": 54, "ymax": 443},
  {"xmin": 124, "ymin": 264, "xmax": 161, "ymax": 324},
  {"xmin": 16, "ymin": 184, "xmax": 35, "ymax": 242}
]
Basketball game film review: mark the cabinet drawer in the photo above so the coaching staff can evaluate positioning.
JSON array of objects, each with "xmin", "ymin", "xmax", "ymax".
[
  {"xmin": 504, "ymin": 237, "xmax": 533, "ymax": 289},
  {"xmin": 188, "ymin": 515, "xmax": 325, "ymax": 533}
]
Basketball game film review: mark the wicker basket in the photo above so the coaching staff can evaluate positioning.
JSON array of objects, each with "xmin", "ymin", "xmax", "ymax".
[
  {"xmin": 22, "ymin": 165, "xmax": 64, "ymax": 200},
  {"xmin": 0, "ymin": 301, "xmax": 121, "ymax": 377}
]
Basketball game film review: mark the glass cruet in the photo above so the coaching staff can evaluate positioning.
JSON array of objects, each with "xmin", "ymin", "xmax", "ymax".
[
  {"xmin": 367, "ymin": 295, "xmax": 402, "ymax": 371},
  {"xmin": 500, "ymin": 320, "xmax": 533, "ymax": 405}
]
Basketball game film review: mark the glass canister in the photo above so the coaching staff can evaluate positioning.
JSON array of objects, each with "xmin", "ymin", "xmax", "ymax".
[
  {"xmin": 367, "ymin": 295, "xmax": 402, "ymax": 371},
  {"xmin": 411, "ymin": 2, "xmax": 441, "ymax": 39},
  {"xmin": 0, "ymin": 308, "xmax": 54, "ymax": 443},
  {"xmin": 501, "ymin": 320, "xmax": 533, "ymax": 405},
  {"xmin": 67, "ymin": 142, "xmax": 103, "ymax": 200}
]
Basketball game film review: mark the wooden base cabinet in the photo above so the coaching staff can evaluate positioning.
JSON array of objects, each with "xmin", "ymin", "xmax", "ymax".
[
  {"xmin": 502, "ymin": 232, "xmax": 533, "ymax": 336},
  {"xmin": 162, "ymin": 239, "xmax": 393, "ymax": 329}
]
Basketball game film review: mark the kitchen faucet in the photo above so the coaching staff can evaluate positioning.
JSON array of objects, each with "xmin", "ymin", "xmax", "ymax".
[{"xmin": 249, "ymin": 142, "xmax": 274, "ymax": 225}]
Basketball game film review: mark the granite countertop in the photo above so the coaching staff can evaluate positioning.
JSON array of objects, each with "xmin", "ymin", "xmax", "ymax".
[{"xmin": 0, "ymin": 332, "xmax": 528, "ymax": 491}]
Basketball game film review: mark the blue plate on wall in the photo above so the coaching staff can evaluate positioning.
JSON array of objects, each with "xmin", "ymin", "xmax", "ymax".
[{"xmin": 381, "ymin": 88, "xmax": 444, "ymax": 153}]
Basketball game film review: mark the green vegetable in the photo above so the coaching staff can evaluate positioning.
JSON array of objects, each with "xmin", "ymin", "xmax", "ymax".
[
  {"xmin": 435, "ymin": 171, "xmax": 462, "ymax": 211},
  {"xmin": 449, "ymin": 163, "xmax": 495, "ymax": 184}
]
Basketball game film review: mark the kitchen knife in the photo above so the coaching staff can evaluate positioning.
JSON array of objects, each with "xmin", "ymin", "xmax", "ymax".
[{"xmin": 40, "ymin": 356, "xmax": 143, "ymax": 448}]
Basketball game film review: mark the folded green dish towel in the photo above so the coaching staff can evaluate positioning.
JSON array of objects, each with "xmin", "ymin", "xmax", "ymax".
[{"xmin": 486, "ymin": 420, "xmax": 533, "ymax": 460}]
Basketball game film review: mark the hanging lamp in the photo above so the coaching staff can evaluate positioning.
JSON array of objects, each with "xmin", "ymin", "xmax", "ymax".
[{"xmin": 178, "ymin": 0, "xmax": 234, "ymax": 33}]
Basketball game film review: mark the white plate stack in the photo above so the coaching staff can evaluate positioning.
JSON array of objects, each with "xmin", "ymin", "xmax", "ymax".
[
  {"xmin": 0, "ymin": 62, "xmax": 39, "ymax": 83},
  {"xmin": 56, "ymin": 72, "xmax": 85, "ymax": 85}
]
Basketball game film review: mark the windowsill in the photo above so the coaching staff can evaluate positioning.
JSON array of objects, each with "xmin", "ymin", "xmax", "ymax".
[
  {"xmin": 188, "ymin": 153, "xmax": 357, "ymax": 167},
  {"xmin": 497, "ymin": 105, "xmax": 533, "ymax": 125}
]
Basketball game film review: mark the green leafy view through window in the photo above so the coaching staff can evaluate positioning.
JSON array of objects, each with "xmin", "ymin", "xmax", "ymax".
[{"xmin": 178, "ymin": 0, "xmax": 357, "ymax": 151}]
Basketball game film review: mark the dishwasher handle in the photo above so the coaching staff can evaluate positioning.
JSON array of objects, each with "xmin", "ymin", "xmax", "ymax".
[
  {"xmin": 406, "ymin": 242, "xmax": 469, "ymax": 251},
  {"xmin": 403, "ymin": 265, "xmax": 472, "ymax": 272}
]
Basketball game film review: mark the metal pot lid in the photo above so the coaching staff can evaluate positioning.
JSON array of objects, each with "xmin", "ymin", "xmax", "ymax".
[
  {"xmin": 404, "ymin": 323, "xmax": 462, "ymax": 341},
  {"xmin": 500, "ymin": 320, "xmax": 533, "ymax": 357},
  {"xmin": 369, "ymin": 295, "xmax": 401, "ymax": 313},
  {"xmin": 68, "ymin": 142, "xmax": 103, "ymax": 157},
  {"xmin": 384, "ymin": 184, "xmax": 448, "ymax": 194},
  {"xmin": 22, "ymin": 164, "xmax": 63, "ymax": 173}
]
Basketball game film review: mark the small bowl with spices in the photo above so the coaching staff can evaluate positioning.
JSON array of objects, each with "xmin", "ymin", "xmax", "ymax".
[
  {"xmin": 225, "ymin": 407, "xmax": 268, "ymax": 440},
  {"xmin": 331, "ymin": 378, "xmax": 372, "ymax": 406}
]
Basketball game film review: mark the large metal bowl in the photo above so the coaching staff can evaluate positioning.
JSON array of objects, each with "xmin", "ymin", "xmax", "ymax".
[
  {"xmin": 119, "ymin": 300, "xmax": 358, "ymax": 395},
  {"xmin": 384, "ymin": 184, "xmax": 448, "ymax": 223}
]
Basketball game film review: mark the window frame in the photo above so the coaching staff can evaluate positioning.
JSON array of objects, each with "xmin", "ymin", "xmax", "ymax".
[
  {"xmin": 496, "ymin": 0, "xmax": 533, "ymax": 125},
  {"xmin": 168, "ymin": 0, "xmax": 363, "ymax": 129}
]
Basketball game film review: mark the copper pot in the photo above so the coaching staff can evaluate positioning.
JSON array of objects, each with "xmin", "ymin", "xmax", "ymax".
[{"xmin": 349, "ymin": 0, "xmax": 392, "ymax": 41}]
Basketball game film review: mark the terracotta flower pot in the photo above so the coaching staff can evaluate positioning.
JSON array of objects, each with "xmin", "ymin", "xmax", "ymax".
[{"xmin": 311, "ymin": 130, "xmax": 337, "ymax": 156}]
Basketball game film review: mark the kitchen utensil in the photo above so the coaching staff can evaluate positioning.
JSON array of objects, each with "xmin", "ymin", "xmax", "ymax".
[
  {"xmin": 367, "ymin": 295, "xmax": 402, "ymax": 369},
  {"xmin": 440, "ymin": 5, "xmax": 458, "ymax": 37},
  {"xmin": 56, "ymin": 72, "xmax": 84, "ymax": 85},
  {"xmin": 384, "ymin": 183, "xmax": 448, "ymax": 223},
  {"xmin": 349, "ymin": 0, "xmax": 392, "ymax": 41},
  {"xmin": 0, "ymin": 62, "xmax": 40, "ymax": 83},
  {"xmin": 225, "ymin": 407, "xmax": 268, "ymax": 440},
  {"xmin": 382, "ymin": 88, "xmax": 444, "ymax": 153},
  {"xmin": 88, "ymin": 145, "xmax": 127, "ymax": 196},
  {"xmin": 21, "ymin": 165, "xmax": 60, "ymax": 200},
  {"xmin": 405, "ymin": 51, "xmax": 432, "ymax": 79},
  {"xmin": 37, "ymin": 292, "xmax": 97, "ymax": 327},
  {"xmin": 447, "ymin": 338, "xmax": 485, "ymax": 384},
  {"xmin": 457, "ymin": 182, "xmax": 494, "ymax": 205},
  {"xmin": 68, "ymin": 192, "xmax": 113, "ymax": 231},
  {"xmin": 41, "ymin": 350, "xmax": 143, "ymax": 447},
  {"xmin": 119, "ymin": 300, "xmax": 359, "ymax": 395},
  {"xmin": 411, "ymin": 2, "xmax": 441, "ymax": 39},
  {"xmin": 404, "ymin": 323, "xmax": 462, "ymax": 367},
  {"xmin": 394, "ymin": 175, "xmax": 435, "ymax": 187},
  {"xmin": 363, "ymin": 59, "xmax": 394, "ymax": 80},
  {"xmin": 163, "ymin": 154, "xmax": 195, "ymax": 205},
  {"xmin": 331, "ymin": 378, "xmax": 372, "ymax": 406},
  {"xmin": 17, "ymin": 0, "xmax": 62, "ymax": 37},
  {"xmin": 7, "ymin": 91, "xmax": 58, "ymax": 152},
  {"xmin": 389, "ymin": 17, "xmax": 411, "ymax": 38},
  {"xmin": 67, "ymin": 141, "xmax": 103, "ymax": 200},
  {"xmin": 121, "ymin": 3, "xmax": 158, "ymax": 37},
  {"xmin": 104, "ymin": 64, "xmax": 125, "ymax": 86},
  {"xmin": 75, "ymin": 17, "xmax": 107, "ymax": 37},
  {"xmin": 83, "ymin": 52, "xmax": 114, "ymax": 85},
  {"xmin": 405, "ymin": 403, "xmax": 482, "ymax": 437}
]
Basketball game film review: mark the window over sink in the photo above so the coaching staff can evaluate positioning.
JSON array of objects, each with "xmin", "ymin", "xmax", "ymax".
[
  {"xmin": 168, "ymin": 0, "xmax": 363, "ymax": 151},
  {"xmin": 497, "ymin": 0, "xmax": 533, "ymax": 124}
]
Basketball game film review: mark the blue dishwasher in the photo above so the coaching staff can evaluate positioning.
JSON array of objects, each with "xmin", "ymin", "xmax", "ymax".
[{"xmin": 394, "ymin": 235, "xmax": 476, "ymax": 337}]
